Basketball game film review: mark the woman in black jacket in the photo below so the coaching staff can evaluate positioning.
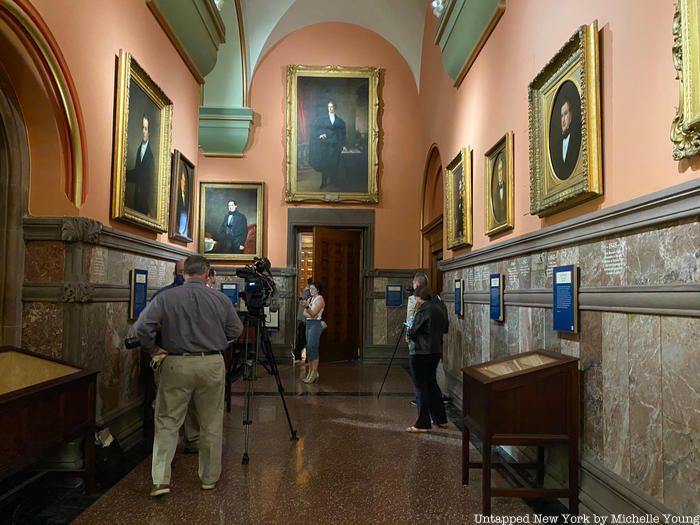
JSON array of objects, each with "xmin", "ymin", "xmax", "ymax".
[{"xmin": 406, "ymin": 285, "xmax": 449, "ymax": 433}]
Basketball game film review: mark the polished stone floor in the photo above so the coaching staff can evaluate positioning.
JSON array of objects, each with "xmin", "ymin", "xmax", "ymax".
[{"xmin": 74, "ymin": 363, "xmax": 533, "ymax": 524}]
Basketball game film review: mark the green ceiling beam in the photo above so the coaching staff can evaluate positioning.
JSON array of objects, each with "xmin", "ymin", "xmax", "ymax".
[
  {"xmin": 198, "ymin": 107, "xmax": 254, "ymax": 157},
  {"xmin": 435, "ymin": 0, "xmax": 505, "ymax": 87}
]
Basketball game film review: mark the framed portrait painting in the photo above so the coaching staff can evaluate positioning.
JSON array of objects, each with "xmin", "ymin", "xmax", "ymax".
[
  {"xmin": 111, "ymin": 50, "xmax": 173, "ymax": 231},
  {"xmin": 168, "ymin": 150, "xmax": 195, "ymax": 243},
  {"xmin": 198, "ymin": 182, "xmax": 264, "ymax": 262},
  {"xmin": 285, "ymin": 65, "xmax": 380, "ymax": 203},
  {"xmin": 445, "ymin": 147, "xmax": 472, "ymax": 250},
  {"xmin": 528, "ymin": 21, "xmax": 602, "ymax": 217},
  {"xmin": 484, "ymin": 132, "xmax": 514, "ymax": 236},
  {"xmin": 671, "ymin": 0, "xmax": 700, "ymax": 159}
]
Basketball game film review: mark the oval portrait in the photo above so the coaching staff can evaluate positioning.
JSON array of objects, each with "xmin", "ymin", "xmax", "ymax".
[
  {"xmin": 548, "ymin": 80, "xmax": 581, "ymax": 181},
  {"xmin": 491, "ymin": 152, "xmax": 506, "ymax": 224}
]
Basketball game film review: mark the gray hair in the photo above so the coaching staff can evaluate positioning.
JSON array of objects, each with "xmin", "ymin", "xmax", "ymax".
[
  {"xmin": 184, "ymin": 255, "xmax": 210, "ymax": 276},
  {"xmin": 413, "ymin": 273, "xmax": 428, "ymax": 287}
]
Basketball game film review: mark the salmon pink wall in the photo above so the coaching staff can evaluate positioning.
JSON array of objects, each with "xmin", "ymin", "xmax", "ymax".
[
  {"xmin": 198, "ymin": 22, "xmax": 423, "ymax": 268},
  {"xmin": 25, "ymin": 0, "xmax": 201, "ymax": 243},
  {"xmin": 418, "ymin": 0, "xmax": 696, "ymax": 258}
]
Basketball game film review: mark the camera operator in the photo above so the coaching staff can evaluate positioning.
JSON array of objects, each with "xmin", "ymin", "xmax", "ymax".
[{"xmin": 134, "ymin": 255, "xmax": 243, "ymax": 497}]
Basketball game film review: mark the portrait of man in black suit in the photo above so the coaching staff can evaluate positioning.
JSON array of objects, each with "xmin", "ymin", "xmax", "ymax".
[
  {"xmin": 548, "ymin": 80, "xmax": 582, "ymax": 181},
  {"xmin": 175, "ymin": 166, "xmax": 191, "ymax": 238},
  {"xmin": 309, "ymin": 100, "xmax": 347, "ymax": 189},
  {"xmin": 217, "ymin": 200, "xmax": 247, "ymax": 254},
  {"xmin": 491, "ymin": 153, "xmax": 506, "ymax": 223},
  {"xmin": 125, "ymin": 113, "xmax": 155, "ymax": 215}
]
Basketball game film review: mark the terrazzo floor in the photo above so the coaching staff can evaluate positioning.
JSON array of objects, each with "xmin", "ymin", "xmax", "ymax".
[{"xmin": 74, "ymin": 363, "xmax": 534, "ymax": 524}]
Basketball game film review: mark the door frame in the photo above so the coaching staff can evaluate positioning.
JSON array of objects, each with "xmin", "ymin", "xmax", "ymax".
[{"xmin": 287, "ymin": 209, "xmax": 374, "ymax": 359}]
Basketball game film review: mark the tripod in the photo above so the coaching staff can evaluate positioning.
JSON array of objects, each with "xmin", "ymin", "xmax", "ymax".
[
  {"xmin": 238, "ymin": 311, "xmax": 298, "ymax": 465},
  {"xmin": 377, "ymin": 324, "xmax": 406, "ymax": 398}
]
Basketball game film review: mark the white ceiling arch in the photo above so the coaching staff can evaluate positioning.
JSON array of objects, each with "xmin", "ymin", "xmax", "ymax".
[{"xmin": 242, "ymin": 0, "xmax": 427, "ymax": 90}]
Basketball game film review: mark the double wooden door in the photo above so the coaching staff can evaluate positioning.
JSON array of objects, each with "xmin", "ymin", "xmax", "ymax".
[{"xmin": 310, "ymin": 227, "xmax": 361, "ymax": 362}]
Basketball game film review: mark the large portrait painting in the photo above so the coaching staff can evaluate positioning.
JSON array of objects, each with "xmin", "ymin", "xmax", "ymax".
[
  {"xmin": 445, "ymin": 147, "xmax": 472, "ymax": 250},
  {"xmin": 484, "ymin": 132, "xmax": 514, "ymax": 236},
  {"xmin": 111, "ymin": 50, "xmax": 173, "ymax": 231},
  {"xmin": 198, "ymin": 182, "xmax": 264, "ymax": 261},
  {"xmin": 528, "ymin": 21, "xmax": 602, "ymax": 217},
  {"xmin": 168, "ymin": 150, "xmax": 195, "ymax": 243},
  {"xmin": 285, "ymin": 65, "xmax": 379, "ymax": 203},
  {"xmin": 671, "ymin": 0, "xmax": 700, "ymax": 159}
]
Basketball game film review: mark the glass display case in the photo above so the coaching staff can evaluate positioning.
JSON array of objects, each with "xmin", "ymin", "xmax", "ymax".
[
  {"xmin": 461, "ymin": 350, "xmax": 580, "ymax": 515},
  {"xmin": 0, "ymin": 347, "xmax": 97, "ymax": 489}
]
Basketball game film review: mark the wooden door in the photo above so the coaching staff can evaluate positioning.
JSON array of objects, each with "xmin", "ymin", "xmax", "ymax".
[
  {"xmin": 423, "ymin": 217, "xmax": 444, "ymax": 294},
  {"xmin": 312, "ymin": 227, "xmax": 362, "ymax": 362}
]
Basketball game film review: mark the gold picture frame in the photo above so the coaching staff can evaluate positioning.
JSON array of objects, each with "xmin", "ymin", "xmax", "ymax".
[
  {"xmin": 671, "ymin": 0, "xmax": 700, "ymax": 159},
  {"xmin": 111, "ymin": 50, "xmax": 173, "ymax": 231},
  {"xmin": 484, "ymin": 132, "xmax": 514, "ymax": 236},
  {"xmin": 285, "ymin": 65, "xmax": 380, "ymax": 203},
  {"xmin": 168, "ymin": 150, "xmax": 195, "ymax": 243},
  {"xmin": 198, "ymin": 182, "xmax": 264, "ymax": 262},
  {"xmin": 528, "ymin": 21, "xmax": 602, "ymax": 217},
  {"xmin": 445, "ymin": 147, "xmax": 472, "ymax": 249}
]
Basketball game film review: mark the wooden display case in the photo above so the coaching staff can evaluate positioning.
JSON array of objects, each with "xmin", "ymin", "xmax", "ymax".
[
  {"xmin": 462, "ymin": 350, "xmax": 579, "ymax": 515},
  {"xmin": 0, "ymin": 347, "xmax": 97, "ymax": 490}
]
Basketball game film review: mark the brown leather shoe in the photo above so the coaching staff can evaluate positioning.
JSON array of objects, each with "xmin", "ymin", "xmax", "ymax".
[{"xmin": 150, "ymin": 484, "xmax": 171, "ymax": 497}]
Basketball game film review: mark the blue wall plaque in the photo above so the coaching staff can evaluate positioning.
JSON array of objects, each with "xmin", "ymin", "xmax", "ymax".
[
  {"xmin": 386, "ymin": 285, "xmax": 403, "ymax": 307},
  {"xmin": 553, "ymin": 265, "xmax": 579, "ymax": 333},
  {"xmin": 129, "ymin": 269, "xmax": 148, "ymax": 320},
  {"xmin": 454, "ymin": 279, "xmax": 463, "ymax": 316},
  {"xmin": 489, "ymin": 273, "xmax": 504, "ymax": 322},
  {"xmin": 221, "ymin": 282, "xmax": 239, "ymax": 305}
]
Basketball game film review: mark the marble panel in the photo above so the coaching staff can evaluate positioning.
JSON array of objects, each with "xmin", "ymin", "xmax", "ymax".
[
  {"xmin": 543, "ymin": 309, "xmax": 561, "ymax": 353},
  {"xmin": 578, "ymin": 239, "xmax": 606, "ymax": 288},
  {"xmin": 505, "ymin": 306, "xmax": 519, "ymax": 355},
  {"xmin": 530, "ymin": 252, "xmax": 548, "ymax": 289},
  {"xmin": 531, "ymin": 308, "xmax": 545, "ymax": 351},
  {"xmin": 489, "ymin": 317, "xmax": 507, "ymax": 359},
  {"xmin": 661, "ymin": 317, "xmax": 700, "ymax": 514},
  {"xmin": 602, "ymin": 313, "xmax": 630, "ymax": 479},
  {"xmin": 24, "ymin": 242, "xmax": 64, "ymax": 282},
  {"xmin": 373, "ymin": 277, "xmax": 388, "ymax": 293},
  {"xmin": 560, "ymin": 336, "xmax": 580, "ymax": 358},
  {"xmin": 626, "ymin": 228, "xmax": 663, "ymax": 286},
  {"xmin": 600, "ymin": 237, "xmax": 626, "ymax": 287},
  {"xmin": 628, "ymin": 315, "xmax": 663, "ymax": 500},
  {"xmin": 22, "ymin": 303, "xmax": 63, "ymax": 359},
  {"xmin": 518, "ymin": 308, "xmax": 534, "ymax": 354},
  {"xmin": 84, "ymin": 246, "xmax": 109, "ymax": 284},
  {"xmin": 463, "ymin": 303, "xmax": 477, "ymax": 367},
  {"xmin": 372, "ymin": 300, "xmax": 387, "ymax": 345},
  {"xmin": 558, "ymin": 245, "xmax": 579, "ymax": 266},
  {"xmin": 580, "ymin": 311, "xmax": 603, "ymax": 462},
  {"xmin": 386, "ymin": 306, "xmax": 405, "ymax": 350},
  {"xmin": 660, "ymin": 221, "xmax": 700, "ymax": 284}
]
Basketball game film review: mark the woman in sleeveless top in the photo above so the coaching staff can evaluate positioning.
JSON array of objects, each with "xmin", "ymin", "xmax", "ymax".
[{"xmin": 302, "ymin": 281, "xmax": 325, "ymax": 383}]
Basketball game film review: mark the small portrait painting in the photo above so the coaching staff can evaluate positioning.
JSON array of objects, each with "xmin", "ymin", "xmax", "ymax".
[
  {"xmin": 445, "ymin": 147, "xmax": 472, "ymax": 250},
  {"xmin": 548, "ymin": 80, "xmax": 582, "ymax": 181},
  {"xmin": 111, "ymin": 50, "xmax": 172, "ymax": 232},
  {"xmin": 286, "ymin": 65, "xmax": 379, "ymax": 203},
  {"xmin": 528, "ymin": 22, "xmax": 602, "ymax": 217},
  {"xmin": 168, "ymin": 150, "xmax": 195, "ymax": 243},
  {"xmin": 198, "ymin": 182, "xmax": 264, "ymax": 261},
  {"xmin": 484, "ymin": 132, "xmax": 514, "ymax": 236}
]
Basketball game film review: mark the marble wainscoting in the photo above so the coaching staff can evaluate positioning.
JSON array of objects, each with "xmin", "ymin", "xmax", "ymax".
[
  {"xmin": 22, "ymin": 217, "xmax": 191, "ymax": 445},
  {"xmin": 438, "ymin": 204, "xmax": 700, "ymax": 515}
]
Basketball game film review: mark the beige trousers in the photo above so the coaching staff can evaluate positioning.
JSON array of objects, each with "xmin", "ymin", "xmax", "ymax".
[{"xmin": 151, "ymin": 354, "xmax": 225, "ymax": 485}]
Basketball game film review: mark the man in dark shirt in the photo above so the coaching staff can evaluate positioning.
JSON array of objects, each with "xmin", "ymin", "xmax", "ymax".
[
  {"xmin": 135, "ymin": 255, "xmax": 243, "ymax": 497},
  {"xmin": 309, "ymin": 100, "xmax": 346, "ymax": 189},
  {"xmin": 218, "ymin": 200, "xmax": 248, "ymax": 254}
]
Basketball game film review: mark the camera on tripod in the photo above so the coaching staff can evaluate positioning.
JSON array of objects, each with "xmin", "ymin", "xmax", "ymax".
[{"xmin": 235, "ymin": 257, "xmax": 278, "ymax": 315}]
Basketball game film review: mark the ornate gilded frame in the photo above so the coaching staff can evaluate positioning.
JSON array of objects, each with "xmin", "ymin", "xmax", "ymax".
[
  {"xmin": 445, "ymin": 147, "xmax": 472, "ymax": 250},
  {"xmin": 484, "ymin": 132, "xmax": 514, "ymax": 236},
  {"xmin": 671, "ymin": 0, "xmax": 700, "ymax": 159},
  {"xmin": 198, "ymin": 182, "xmax": 264, "ymax": 262},
  {"xmin": 528, "ymin": 21, "xmax": 602, "ymax": 217},
  {"xmin": 111, "ymin": 50, "xmax": 172, "ymax": 231},
  {"xmin": 168, "ymin": 150, "xmax": 195, "ymax": 243},
  {"xmin": 285, "ymin": 65, "xmax": 380, "ymax": 203}
]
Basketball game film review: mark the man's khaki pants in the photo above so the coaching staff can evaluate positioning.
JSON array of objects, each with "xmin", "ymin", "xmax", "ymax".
[{"xmin": 151, "ymin": 354, "xmax": 225, "ymax": 485}]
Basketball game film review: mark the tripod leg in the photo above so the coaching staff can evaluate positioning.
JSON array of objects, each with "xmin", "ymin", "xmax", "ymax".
[
  {"xmin": 377, "ymin": 324, "xmax": 406, "ymax": 398},
  {"xmin": 261, "ymin": 326, "xmax": 298, "ymax": 441},
  {"xmin": 241, "ymin": 320, "xmax": 258, "ymax": 465}
]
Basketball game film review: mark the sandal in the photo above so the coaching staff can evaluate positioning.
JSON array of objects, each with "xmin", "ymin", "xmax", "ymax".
[{"xmin": 405, "ymin": 426, "xmax": 429, "ymax": 433}]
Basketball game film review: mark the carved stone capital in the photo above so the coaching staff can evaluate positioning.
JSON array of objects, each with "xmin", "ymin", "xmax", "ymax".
[
  {"xmin": 61, "ymin": 282, "xmax": 93, "ymax": 303},
  {"xmin": 61, "ymin": 217, "xmax": 103, "ymax": 243}
]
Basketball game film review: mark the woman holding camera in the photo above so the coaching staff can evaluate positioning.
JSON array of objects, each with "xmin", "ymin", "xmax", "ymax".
[{"xmin": 302, "ymin": 282, "xmax": 325, "ymax": 383}]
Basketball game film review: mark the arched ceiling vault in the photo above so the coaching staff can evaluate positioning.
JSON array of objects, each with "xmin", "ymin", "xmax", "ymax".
[{"xmin": 240, "ymin": 0, "xmax": 427, "ymax": 90}]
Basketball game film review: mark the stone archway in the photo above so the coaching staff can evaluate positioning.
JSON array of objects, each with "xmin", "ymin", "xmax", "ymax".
[{"xmin": 0, "ymin": 69, "xmax": 29, "ymax": 346}]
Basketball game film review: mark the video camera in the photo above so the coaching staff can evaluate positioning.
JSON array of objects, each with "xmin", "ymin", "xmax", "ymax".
[{"xmin": 235, "ymin": 257, "xmax": 278, "ymax": 315}]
